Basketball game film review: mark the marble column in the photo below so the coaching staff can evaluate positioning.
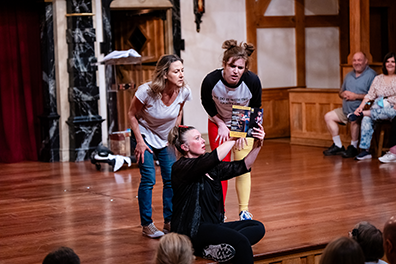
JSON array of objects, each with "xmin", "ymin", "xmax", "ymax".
[
  {"xmin": 100, "ymin": 0, "xmax": 117, "ymax": 134},
  {"xmin": 39, "ymin": 3, "xmax": 60, "ymax": 162},
  {"xmin": 66, "ymin": 0, "xmax": 104, "ymax": 161}
]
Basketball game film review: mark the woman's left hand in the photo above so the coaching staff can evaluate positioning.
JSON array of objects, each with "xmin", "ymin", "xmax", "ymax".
[
  {"xmin": 251, "ymin": 123, "xmax": 265, "ymax": 146},
  {"xmin": 235, "ymin": 137, "xmax": 248, "ymax": 150}
]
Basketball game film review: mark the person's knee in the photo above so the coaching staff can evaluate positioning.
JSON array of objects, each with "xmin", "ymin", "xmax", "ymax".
[
  {"xmin": 324, "ymin": 111, "xmax": 337, "ymax": 124},
  {"xmin": 254, "ymin": 220, "xmax": 266, "ymax": 239},
  {"xmin": 140, "ymin": 174, "xmax": 156, "ymax": 186}
]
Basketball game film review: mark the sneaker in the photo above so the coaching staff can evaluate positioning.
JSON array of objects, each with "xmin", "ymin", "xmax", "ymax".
[
  {"xmin": 202, "ymin": 244, "xmax": 235, "ymax": 262},
  {"xmin": 163, "ymin": 222, "xmax": 171, "ymax": 234},
  {"xmin": 342, "ymin": 145, "xmax": 358, "ymax": 158},
  {"xmin": 379, "ymin": 151, "xmax": 396, "ymax": 163},
  {"xmin": 323, "ymin": 144, "xmax": 345, "ymax": 156},
  {"xmin": 239, "ymin": 210, "xmax": 253, "ymax": 221},
  {"xmin": 355, "ymin": 150, "xmax": 372, "ymax": 160},
  {"xmin": 347, "ymin": 112, "xmax": 363, "ymax": 122},
  {"xmin": 142, "ymin": 223, "xmax": 164, "ymax": 238}
]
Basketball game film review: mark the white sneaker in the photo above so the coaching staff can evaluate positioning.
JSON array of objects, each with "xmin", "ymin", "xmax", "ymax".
[
  {"xmin": 379, "ymin": 151, "xmax": 396, "ymax": 163},
  {"xmin": 239, "ymin": 210, "xmax": 253, "ymax": 221},
  {"xmin": 142, "ymin": 223, "xmax": 164, "ymax": 238}
]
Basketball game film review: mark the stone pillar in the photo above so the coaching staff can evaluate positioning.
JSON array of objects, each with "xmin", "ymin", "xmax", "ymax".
[
  {"xmin": 65, "ymin": 0, "xmax": 104, "ymax": 161},
  {"xmin": 39, "ymin": 2, "xmax": 61, "ymax": 162}
]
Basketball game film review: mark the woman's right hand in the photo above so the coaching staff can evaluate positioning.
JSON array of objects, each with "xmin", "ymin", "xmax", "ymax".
[
  {"xmin": 354, "ymin": 106, "xmax": 363, "ymax": 115},
  {"xmin": 134, "ymin": 141, "xmax": 153, "ymax": 164},
  {"xmin": 216, "ymin": 123, "xmax": 230, "ymax": 145}
]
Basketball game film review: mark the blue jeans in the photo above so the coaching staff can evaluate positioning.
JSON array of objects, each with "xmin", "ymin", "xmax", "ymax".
[
  {"xmin": 359, "ymin": 107, "xmax": 396, "ymax": 150},
  {"xmin": 138, "ymin": 140, "xmax": 176, "ymax": 226}
]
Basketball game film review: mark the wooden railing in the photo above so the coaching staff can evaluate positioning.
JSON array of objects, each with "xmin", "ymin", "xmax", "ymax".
[{"xmin": 288, "ymin": 88, "xmax": 351, "ymax": 147}]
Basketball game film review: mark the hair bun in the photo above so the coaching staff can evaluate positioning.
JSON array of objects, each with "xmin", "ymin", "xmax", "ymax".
[
  {"xmin": 243, "ymin": 43, "xmax": 255, "ymax": 57},
  {"xmin": 222, "ymin": 39, "xmax": 238, "ymax": 51}
]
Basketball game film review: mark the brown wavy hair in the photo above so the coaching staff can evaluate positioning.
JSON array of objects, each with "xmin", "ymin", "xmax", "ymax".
[
  {"xmin": 222, "ymin": 39, "xmax": 255, "ymax": 71},
  {"xmin": 149, "ymin": 54, "xmax": 185, "ymax": 97}
]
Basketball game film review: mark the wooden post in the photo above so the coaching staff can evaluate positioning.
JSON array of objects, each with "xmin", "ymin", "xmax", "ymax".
[
  {"xmin": 295, "ymin": 0, "xmax": 306, "ymax": 87},
  {"xmin": 348, "ymin": 0, "xmax": 372, "ymax": 63}
]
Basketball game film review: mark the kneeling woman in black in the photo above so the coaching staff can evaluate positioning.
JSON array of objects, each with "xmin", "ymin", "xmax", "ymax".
[{"xmin": 168, "ymin": 124, "xmax": 266, "ymax": 263}]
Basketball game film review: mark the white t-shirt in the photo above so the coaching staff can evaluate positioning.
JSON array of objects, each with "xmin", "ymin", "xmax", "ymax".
[{"xmin": 135, "ymin": 82, "xmax": 192, "ymax": 149}]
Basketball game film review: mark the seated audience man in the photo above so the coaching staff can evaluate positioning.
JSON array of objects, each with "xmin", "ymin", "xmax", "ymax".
[
  {"xmin": 155, "ymin": 233, "xmax": 195, "ymax": 264},
  {"xmin": 383, "ymin": 215, "xmax": 396, "ymax": 264},
  {"xmin": 379, "ymin": 116, "xmax": 396, "ymax": 163},
  {"xmin": 323, "ymin": 52, "xmax": 376, "ymax": 158},
  {"xmin": 319, "ymin": 236, "xmax": 365, "ymax": 264},
  {"xmin": 42, "ymin": 246, "xmax": 80, "ymax": 264},
  {"xmin": 349, "ymin": 221, "xmax": 387, "ymax": 264}
]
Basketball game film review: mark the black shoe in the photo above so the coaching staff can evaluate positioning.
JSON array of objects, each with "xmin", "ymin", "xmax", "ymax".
[
  {"xmin": 347, "ymin": 112, "xmax": 363, "ymax": 122},
  {"xmin": 323, "ymin": 144, "xmax": 345, "ymax": 156},
  {"xmin": 342, "ymin": 145, "xmax": 358, "ymax": 158}
]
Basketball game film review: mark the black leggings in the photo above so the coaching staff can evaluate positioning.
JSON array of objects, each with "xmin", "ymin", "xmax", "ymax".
[{"xmin": 192, "ymin": 220, "xmax": 265, "ymax": 264}]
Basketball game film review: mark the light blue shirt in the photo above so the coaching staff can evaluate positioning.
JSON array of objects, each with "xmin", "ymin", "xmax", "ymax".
[{"xmin": 341, "ymin": 66, "xmax": 377, "ymax": 115}]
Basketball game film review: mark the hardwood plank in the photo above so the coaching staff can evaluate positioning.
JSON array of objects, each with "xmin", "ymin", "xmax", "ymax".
[{"xmin": 1, "ymin": 140, "xmax": 395, "ymax": 264}]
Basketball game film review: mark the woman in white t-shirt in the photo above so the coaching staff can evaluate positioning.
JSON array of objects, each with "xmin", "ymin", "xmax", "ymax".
[{"xmin": 128, "ymin": 54, "xmax": 192, "ymax": 239}]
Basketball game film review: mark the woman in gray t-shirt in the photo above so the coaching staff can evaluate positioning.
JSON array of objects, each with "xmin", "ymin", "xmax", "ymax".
[{"xmin": 128, "ymin": 54, "xmax": 192, "ymax": 238}]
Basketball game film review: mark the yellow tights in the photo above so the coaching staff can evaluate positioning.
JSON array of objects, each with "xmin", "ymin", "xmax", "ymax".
[{"xmin": 234, "ymin": 137, "xmax": 253, "ymax": 212}]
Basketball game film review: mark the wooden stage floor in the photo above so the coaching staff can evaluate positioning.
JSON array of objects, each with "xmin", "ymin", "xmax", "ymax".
[{"xmin": 1, "ymin": 140, "xmax": 395, "ymax": 264}]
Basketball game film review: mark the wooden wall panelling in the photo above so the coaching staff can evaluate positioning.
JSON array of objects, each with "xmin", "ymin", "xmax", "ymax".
[
  {"xmin": 261, "ymin": 87, "xmax": 292, "ymax": 138},
  {"xmin": 254, "ymin": 247, "xmax": 324, "ymax": 264},
  {"xmin": 289, "ymin": 88, "xmax": 351, "ymax": 147}
]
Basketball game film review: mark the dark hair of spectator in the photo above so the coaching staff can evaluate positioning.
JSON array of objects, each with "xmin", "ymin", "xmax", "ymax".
[
  {"xmin": 319, "ymin": 237, "xmax": 365, "ymax": 264},
  {"xmin": 351, "ymin": 221, "xmax": 384, "ymax": 262},
  {"xmin": 382, "ymin": 52, "xmax": 396, "ymax": 75},
  {"xmin": 42, "ymin": 246, "xmax": 80, "ymax": 264}
]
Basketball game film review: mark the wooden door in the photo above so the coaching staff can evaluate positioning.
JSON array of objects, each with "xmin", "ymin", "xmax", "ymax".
[{"xmin": 111, "ymin": 10, "xmax": 168, "ymax": 131}]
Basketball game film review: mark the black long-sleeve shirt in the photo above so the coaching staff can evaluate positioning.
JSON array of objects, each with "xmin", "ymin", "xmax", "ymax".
[{"xmin": 171, "ymin": 150, "xmax": 250, "ymax": 238}]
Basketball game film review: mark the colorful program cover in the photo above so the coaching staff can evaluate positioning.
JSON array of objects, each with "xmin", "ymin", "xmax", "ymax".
[{"xmin": 230, "ymin": 105, "xmax": 263, "ymax": 138}]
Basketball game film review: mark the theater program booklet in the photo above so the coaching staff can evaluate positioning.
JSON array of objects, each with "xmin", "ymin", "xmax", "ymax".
[{"xmin": 230, "ymin": 105, "xmax": 263, "ymax": 138}]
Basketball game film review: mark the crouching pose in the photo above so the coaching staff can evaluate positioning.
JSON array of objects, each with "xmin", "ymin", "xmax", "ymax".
[{"xmin": 168, "ymin": 124, "xmax": 266, "ymax": 263}]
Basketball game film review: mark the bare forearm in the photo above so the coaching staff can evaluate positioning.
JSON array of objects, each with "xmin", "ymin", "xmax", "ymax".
[
  {"xmin": 244, "ymin": 140, "xmax": 262, "ymax": 170},
  {"xmin": 129, "ymin": 115, "xmax": 144, "ymax": 144},
  {"xmin": 359, "ymin": 97, "xmax": 370, "ymax": 108},
  {"xmin": 354, "ymin": 93, "xmax": 367, "ymax": 100},
  {"xmin": 216, "ymin": 140, "xmax": 236, "ymax": 161},
  {"xmin": 212, "ymin": 115, "xmax": 227, "ymax": 128}
]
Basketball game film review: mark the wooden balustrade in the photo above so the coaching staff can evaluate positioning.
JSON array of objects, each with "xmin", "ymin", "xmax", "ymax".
[{"xmin": 289, "ymin": 88, "xmax": 351, "ymax": 147}]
